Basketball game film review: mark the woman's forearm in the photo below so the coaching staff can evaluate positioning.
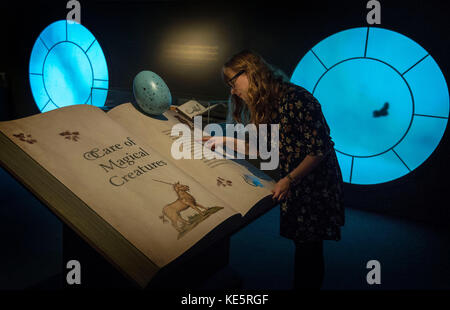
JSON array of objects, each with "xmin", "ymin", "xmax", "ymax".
[
  {"xmin": 225, "ymin": 137, "xmax": 254, "ymax": 156},
  {"xmin": 286, "ymin": 150, "xmax": 332, "ymax": 183},
  {"xmin": 224, "ymin": 137, "xmax": 329, "ymax": 174},
  {"xmin": 288, "ymin": 155, "xmax": 323, "ymax": 181}
]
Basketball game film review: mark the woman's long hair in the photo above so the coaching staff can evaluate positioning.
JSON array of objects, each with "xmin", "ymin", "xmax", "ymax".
[{"xmin": 223, "ymin": 50, "xmax": 289, "ymax": 126}]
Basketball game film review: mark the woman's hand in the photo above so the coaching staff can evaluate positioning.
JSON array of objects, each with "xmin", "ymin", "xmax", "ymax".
[
  {"xmin": 271, "ymin": 177, "xmax": 291, "ymax": 202},
  {"xmin": 201, "ymin": 136, "xmax": 236, "ymax": 151}
]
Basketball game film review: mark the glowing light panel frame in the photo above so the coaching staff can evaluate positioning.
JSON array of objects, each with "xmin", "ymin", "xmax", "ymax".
[
  {"xmin": 29, "ymin": 20, "xmax": 109, "ymax": 112},
  {"xmin": 291, "ymin": 27, "xmax": 449, "ymax": 185}
]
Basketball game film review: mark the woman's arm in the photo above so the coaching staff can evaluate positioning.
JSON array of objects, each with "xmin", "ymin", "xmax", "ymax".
[
  {"xmin": 201, "ymin": 136, "xmax": 256, "ymax": 156},
  {"xmin": 288, "ymin": 150, "xmax": 330, "ymax": 182},
  {"xmin": 272, "ymin": 149, "xmax": 331, "ymax": 201},
  {"xmin": 272, "ymin": 88, "xmax": 334, "ymax": 201}
]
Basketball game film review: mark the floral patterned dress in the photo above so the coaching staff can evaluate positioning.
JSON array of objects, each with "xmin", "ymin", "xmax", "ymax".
[{"xmin": 272, "ymin": 82, "xmax": 345, "ymax": 243}]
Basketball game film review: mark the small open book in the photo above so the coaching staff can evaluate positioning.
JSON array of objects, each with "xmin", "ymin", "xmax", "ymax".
[{"xmin": 175, "ymin": 99, "xmax": 222, "ymax": 120}]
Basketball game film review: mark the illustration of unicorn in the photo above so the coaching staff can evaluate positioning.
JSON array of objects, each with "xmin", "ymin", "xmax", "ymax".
[{"xmin": 155, "ymin": 180, "xmax": 209, "ymax": 233}]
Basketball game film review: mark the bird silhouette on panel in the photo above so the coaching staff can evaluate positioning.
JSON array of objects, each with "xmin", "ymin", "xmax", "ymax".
[{"xmin": 373, "ymin": 102, "xmax": 389, "ymax": 118}]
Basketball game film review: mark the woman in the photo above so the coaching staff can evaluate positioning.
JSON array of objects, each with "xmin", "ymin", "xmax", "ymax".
[{"xmin": 204, "ymin": 50, "xmax": 345, "ymax": 289}]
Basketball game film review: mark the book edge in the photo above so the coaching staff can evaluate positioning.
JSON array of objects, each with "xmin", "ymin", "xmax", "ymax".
[{"xmin": 0, "ymin": 130, "xmax": 159, "ymax": 288}]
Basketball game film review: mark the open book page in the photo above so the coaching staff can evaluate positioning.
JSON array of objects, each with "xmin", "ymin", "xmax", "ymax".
[
  {"xmin": 107, "ymin": 103, "xmax": 275, "ymax": 216},
  {"xmin": 0, "ymin": 105, "xmax": 239, "ymax": 268}
]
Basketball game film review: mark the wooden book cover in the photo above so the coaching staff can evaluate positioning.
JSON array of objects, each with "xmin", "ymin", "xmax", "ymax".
[{"xmin": 0, "ymin": 103, "xmax": 275, "ymax": 288}]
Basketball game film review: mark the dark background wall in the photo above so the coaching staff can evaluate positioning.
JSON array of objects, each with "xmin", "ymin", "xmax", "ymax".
[{"xmin": 2, "ymin": 0, "xmax": 449, "ymax": 227}]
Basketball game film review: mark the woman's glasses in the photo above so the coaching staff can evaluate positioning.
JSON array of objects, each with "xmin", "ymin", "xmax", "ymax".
[{"xmin": 226, "ymin": 70, "xmax": 245, "ymax": 89}]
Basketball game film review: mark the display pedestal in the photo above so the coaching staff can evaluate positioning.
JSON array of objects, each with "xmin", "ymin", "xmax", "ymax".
[
  {"xmin": 60, "ymin": 195, "xmax": 275, "ymax": 289},
  {"xmin": 62, "ymin": 224, "xmax": 240, "ymax": 289}
]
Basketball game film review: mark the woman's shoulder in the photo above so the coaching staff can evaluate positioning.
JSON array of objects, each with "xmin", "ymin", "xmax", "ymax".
[
  {"xmin": 282, "ymin": 82, "xmax": 307, "ymax": 93},
  {"xmin": 280, "ymin": 82, "xmax": 316, "ymax": 104}
]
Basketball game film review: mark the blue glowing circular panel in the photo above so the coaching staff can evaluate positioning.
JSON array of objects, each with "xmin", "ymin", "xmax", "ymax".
[
  {"xmin": 291, "ymin": 27, "xmax": 449, "ymax": 185},
  {"xmin": 29, "ymin": 20, "xmax": 108, "ymax": 112}
]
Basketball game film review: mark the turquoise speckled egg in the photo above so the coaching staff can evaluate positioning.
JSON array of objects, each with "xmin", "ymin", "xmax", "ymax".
[{"xmin": 133, "ymin": 70, "xmax": 172, "ymax": 115}]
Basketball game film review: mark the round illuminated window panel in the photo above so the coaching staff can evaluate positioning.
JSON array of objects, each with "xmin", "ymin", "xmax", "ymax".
[
  {"xmin": 29, "ymin": 20, "xmax": 109, "ymax": 112},
  {"xmin": 291, "ymin": 27, "xmax": 449, "ymax": 185}
]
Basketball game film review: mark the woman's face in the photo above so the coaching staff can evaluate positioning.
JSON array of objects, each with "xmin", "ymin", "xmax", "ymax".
[{"xmin": 223, "ymin": 67, "xmax": 249, "ymax": 103}]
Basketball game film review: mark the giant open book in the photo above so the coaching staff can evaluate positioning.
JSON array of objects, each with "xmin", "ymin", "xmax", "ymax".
[{"xmin": 0, "ymin": 103, "xmax": 274, "ymax": 288}]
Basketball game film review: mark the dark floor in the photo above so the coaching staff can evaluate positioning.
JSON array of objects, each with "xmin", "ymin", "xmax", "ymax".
[
  {"xmin": 1, "ymin": 166, "xmax": 449, "ymax": 290},
  {"xmin": 229, "ymin": 205, "xmax": 450, "ymax": 290}
]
